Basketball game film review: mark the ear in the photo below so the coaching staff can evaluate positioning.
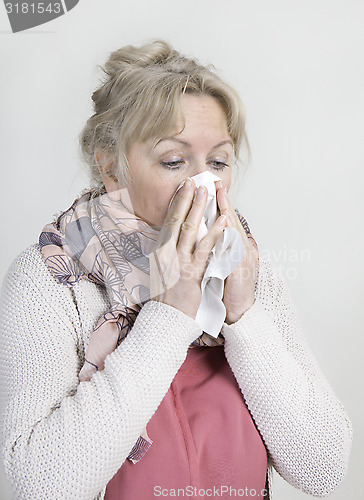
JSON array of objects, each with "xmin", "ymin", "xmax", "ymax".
[{"xmin": 95, "ymin": 150, "xmax": 120, "ymax": 193}]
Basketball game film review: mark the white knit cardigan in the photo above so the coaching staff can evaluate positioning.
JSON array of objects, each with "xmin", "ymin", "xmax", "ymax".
[{"xmin": 0, "ymin": 244, "xmax": 352, "ymax": 500}]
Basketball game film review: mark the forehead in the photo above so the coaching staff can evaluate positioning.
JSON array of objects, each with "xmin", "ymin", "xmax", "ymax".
[
  {"xmin": 149, "ymin": 95, "xmax": 233, "ymax": 153},
  {"xmin": 157, "ymin": 94, "xmax": 231, "ymax": 152},
  {"xmin": 179, "ymin": 93, "xmax": 228, "ymax": 130},
  {"xmin": 133, "ymin": 94, "xmax": 232, "ymax": 154}
]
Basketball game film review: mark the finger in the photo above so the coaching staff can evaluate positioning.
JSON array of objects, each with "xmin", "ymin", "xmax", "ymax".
[
  {"xmin": 215, "ymin": 183, "xmax": 253, "ymax": 248},
  {"xmin": 215, "ymin": 182, "xmax": 237, "ymax": 224},
  {"xmin": 161, "ymin": 177, "xmax": 196, "ymax": 243},
  {"xmin": 215, "ymin": 180, "xmax": 230, "ymax": 215},
  {"xmin": 192, "ymin": 215, "xmax": 227, "ymax": 278},
  {"xmin": 177, "ymin": 185, "xmax": 208, "ymax": 258},
  {"xmin": 214, "ymin": 181, "xmax": 235, "ymax": 233},
  {"xmin": 168, "ymin": 177, "xmax": 193, "ymax": 210}
]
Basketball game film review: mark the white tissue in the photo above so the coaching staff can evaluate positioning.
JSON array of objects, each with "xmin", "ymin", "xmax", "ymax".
[{"xmin": 172, "ymin": 171, "xmax": 245, "ymax": 338}]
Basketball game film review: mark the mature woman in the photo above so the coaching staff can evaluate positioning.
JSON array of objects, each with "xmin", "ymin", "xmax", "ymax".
[{"xmin": 0, "ymin": 40, "xmax": 352, "ymax": 499}]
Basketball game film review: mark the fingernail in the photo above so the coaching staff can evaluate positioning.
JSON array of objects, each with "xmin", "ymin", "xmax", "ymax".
[
  {"xmin": 184, "ymin": 177, "xmax": 193, "ymax": 189},
  {"xmin": 196, "ymin": 186, "xmax": 206, "ymax": 198}
]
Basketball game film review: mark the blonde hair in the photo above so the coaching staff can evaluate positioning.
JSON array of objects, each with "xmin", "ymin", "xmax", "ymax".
[{"xmin": 79, "ymin": 39, "xmax": 250, "ymax": 189}]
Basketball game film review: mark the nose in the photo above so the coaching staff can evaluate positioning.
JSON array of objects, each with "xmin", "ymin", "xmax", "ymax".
[{"xmin": 191, "ymin": 158, "xmax": 209, "ymax": 177}]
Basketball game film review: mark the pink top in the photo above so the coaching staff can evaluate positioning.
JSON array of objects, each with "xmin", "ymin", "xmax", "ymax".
[{"xmin": 105, "ymin": 345, "xmax": 268, "ymax": 499}]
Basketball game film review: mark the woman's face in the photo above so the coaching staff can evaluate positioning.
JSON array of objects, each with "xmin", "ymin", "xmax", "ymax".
[{"xmin": 119, "ymin": 94, "xmax": 234, "ymax": 227}]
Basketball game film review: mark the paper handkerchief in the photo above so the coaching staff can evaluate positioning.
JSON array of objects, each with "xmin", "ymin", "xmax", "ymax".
[{"xmin": 171, "ymin": 171, "xmax": 245, "ymax": 338}]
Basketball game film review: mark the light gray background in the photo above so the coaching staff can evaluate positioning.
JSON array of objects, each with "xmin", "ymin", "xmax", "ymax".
[{"xmin": 0, "ymin": 1, "xmax": 363, "ymax": 499}]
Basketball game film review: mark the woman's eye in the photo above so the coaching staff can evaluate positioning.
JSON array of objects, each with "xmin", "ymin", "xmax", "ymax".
[
  {"xmin": 210, "ymin": 161, "xmax": 229, "ymax": 171},
  {"xmin": 160, "ymin": 159, "xmax": 229, "ymax": 171},
  {"xmin": 160, "ymin": 160, "xmax": 185, "ymax": 169}
]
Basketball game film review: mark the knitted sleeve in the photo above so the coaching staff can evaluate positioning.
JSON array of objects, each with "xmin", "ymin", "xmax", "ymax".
[
  {"xmin": 0, "ymin": 248, "xmax": 202, "ymax": 500},
  {"xmin": 222, "ymin": 256, "xmax": 353, "ymax": 497}
]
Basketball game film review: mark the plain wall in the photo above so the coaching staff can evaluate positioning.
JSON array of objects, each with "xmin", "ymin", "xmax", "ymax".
[{"xmin": 0, "ymin": 1, "xmax": 363, "ymax": 498}]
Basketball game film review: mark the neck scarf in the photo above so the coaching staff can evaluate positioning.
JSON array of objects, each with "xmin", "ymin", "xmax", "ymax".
[{"xmin": 39, "ymin": 185, "xmax": 257, "ymax": 463}]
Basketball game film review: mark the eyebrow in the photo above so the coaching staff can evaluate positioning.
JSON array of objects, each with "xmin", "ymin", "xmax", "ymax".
[{"xmin": 153, "ymin": 137, "xmax": 234, "ymax": 150}]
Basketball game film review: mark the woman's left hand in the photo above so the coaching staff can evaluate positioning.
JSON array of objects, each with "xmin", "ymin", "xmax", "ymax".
[{"xmin": 215, "ymin": 180, "xmax": 259, "ymax": 324}]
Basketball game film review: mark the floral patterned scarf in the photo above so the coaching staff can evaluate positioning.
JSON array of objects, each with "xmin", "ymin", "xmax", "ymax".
[{"xmin": 39, "ymin": 186, "xmax": 256, "ymax": 463}]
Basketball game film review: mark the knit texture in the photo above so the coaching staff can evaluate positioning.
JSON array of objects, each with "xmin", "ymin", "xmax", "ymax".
[{"xmin": 0, "ymin": 244, "xmax": 352, "ymax": 499}]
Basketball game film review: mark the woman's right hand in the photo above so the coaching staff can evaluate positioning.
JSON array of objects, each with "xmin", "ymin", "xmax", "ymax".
[{"xmin": 149, "ymin": 177, "xmax": 227, "ymax": 320}]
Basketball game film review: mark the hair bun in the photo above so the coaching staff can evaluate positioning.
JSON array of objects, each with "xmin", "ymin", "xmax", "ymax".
[
  {"xmin": 91, "ymin": 41, "xmax": 176, "ymax": 108},
  {"xmin": 103, "ymin": 40, "xmax": 174, "ymax": 77}
]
